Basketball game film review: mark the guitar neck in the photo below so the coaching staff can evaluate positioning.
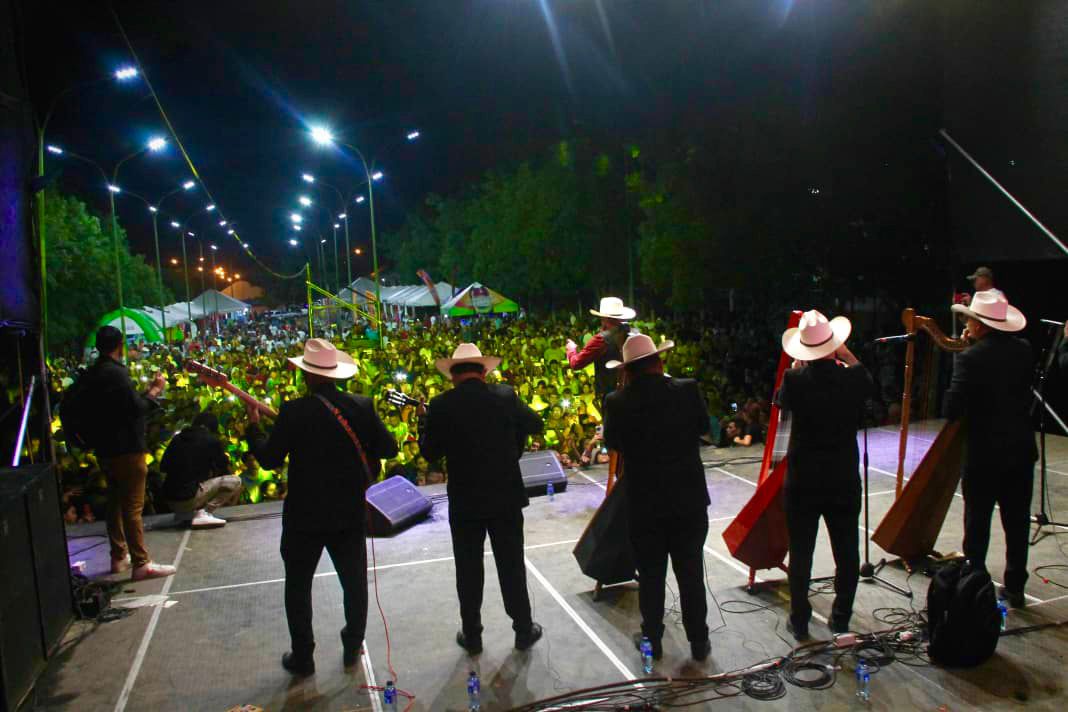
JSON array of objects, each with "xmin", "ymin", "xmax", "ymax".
[{"xmin": 221, "ymin": 382, "xmax": 278, "ymax": 419}]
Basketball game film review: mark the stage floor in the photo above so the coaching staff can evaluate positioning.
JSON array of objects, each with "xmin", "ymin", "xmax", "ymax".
[{"xmin": 34, "ymin": 424, "xmax": 1068, "ymax": 711}]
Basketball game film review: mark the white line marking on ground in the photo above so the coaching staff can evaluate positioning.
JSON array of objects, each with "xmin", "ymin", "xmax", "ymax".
[
  {"xmin": 114, "ymin": 529, "xmax": 191, "ymax": 712},
  {"xmin": 868, "ymin": 489, "xmax": 898, "ymax": 497},
  {"xmin": 712, "ymin": 467, "xmax": 756, "ymax": 487},
  {"xmin": 524, "ymin": 556, "xmax": 637, "ymax": 680},
  {"xmin": 362, "ymin": 639, "xmax": 383, "ymax": 712},
  {"xmin": 164, "ymin": 540, "xmax": 579, "ymax": 597}
]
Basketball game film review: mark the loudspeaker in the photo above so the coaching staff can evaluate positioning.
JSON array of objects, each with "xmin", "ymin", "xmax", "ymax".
[
  {"xmin": 0, "ymin": 465, "xmax": 72, "ymax": 712},
  {"xmin": 365, "ymin": 476, "xmax": 432, "ymax": 536},
  {"xmin": 519, "ymin": 451, "xmax": 568, "ymax": 496}
]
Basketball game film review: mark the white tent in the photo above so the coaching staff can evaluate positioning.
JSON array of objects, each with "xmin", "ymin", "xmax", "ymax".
[
  {"xmin": 190, "ymin": 289, "xmax": 249, "ymax": 316},
  {"xmin": 391, "ymin": 283, "xmax": 453, "ymax": 308},
  {"xmin": 337, "ymin": 277, "xmax": 379, "ymax": 305},
  {"xmin": 145, "ymin": 303, "xmax": 199, "ymax": 326}
]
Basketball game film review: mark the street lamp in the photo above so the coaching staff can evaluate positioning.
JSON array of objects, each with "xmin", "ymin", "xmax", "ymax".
[
  {"xmin": 298, "ymin": 195, "xmax": 313, "ymax": 207},
  {"xmin": 289, "ymin": 238, "xmax": 299, "ymax": 247},
  {"xmin": 114, "ymin": 66, "xmax": 139, "ymax": 81},
  {"xmin": 301, "ymin": 173, "xmax": 315, "ymax": 183}
]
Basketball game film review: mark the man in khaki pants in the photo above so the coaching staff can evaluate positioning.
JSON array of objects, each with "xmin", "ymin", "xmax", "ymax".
[{"xmin": 89, "ymin": 326, "xmax": 176, "ymax": 580}]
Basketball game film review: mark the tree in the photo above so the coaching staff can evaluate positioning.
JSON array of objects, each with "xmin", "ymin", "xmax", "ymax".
[{"xmin": 43, "ymin": 191, "xmax": 168, "ymax": 352}]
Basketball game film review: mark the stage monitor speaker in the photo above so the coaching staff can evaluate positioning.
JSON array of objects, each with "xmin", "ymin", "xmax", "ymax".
[
  {"xmin": 365, "ymin": 476, "xmax": 432, "ymax": 536},
  {"xmin": 0, "ymin": 465, "xmax": 72, "ymax": 712},
  {"xmin": 520, "ymin": 451, "xmax": 568, "ymax": 496}
]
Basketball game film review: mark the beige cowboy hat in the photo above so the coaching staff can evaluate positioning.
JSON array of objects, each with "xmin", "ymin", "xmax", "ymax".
[
  {"xmin": 288, "ymin": 338, "xmax": 358, "ymax": 379},
  {"xmin": 590, "ymin": 296, "xmax": 636, "ymax": 321},
  {"xmin": 606, "ymin": 333, "xmax": 674, "ymax": 369},
  {"xmin": 951, "ymin": 290, "xmax": 1026, "ymax": 332},
  {"xmin": 782, "ymin": 310, "xmax": 852, "ymax": 361},
  {"xmin": 435, "ymin": 343, "xmax": 502, "ymax": 377}
]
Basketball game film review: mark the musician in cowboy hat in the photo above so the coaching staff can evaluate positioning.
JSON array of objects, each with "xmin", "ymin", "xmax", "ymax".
[
  {"xmin": 418, "ymin": 343, "xmax": 545, "ymax": 655},
  {"xmin": 776, "ymin": 310, "xmax": 873, "ymax": 640},
  {"xmin": 565, "ymin": 296, "xmax": 636, "ymax": 402},
  {"xmin": 602, "ymin": 333, "xmax": 713, "ymax": 662},
  {"xmin": 244, "ymin": 338, "xmax": 397, "ymax": 676},
  {"xmin": 946, "ymin": 291, "xmax": 1036, "ymax": 609}
]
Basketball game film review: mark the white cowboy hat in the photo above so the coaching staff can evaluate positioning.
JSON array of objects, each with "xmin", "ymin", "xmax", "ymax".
[
  {"xmin": 951, "ymin": 290, "xmax": 1026, "ymax": 332},
  {"xmin": 781, "ymin": 310, "xmax": 852, "ymax": 361},
  {"xmin": 435, "ymin": 343, "xmax": 502, "ymax": 377},
  {"xmin": 606, "ymin": 333, "xmax": 674, "ymax": 369},
  {"xmin": 288, "ymin": 338, "xmax": 358, "ymax": 379},
  {"xmin": 590, "ymin": 296, "xmax": 636, "ymax": 321}
]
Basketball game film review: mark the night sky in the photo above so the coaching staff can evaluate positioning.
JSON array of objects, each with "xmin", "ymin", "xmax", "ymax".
[{"xmin": 18, "ymin": 1, "xmax": 1068, "ymax": 291}]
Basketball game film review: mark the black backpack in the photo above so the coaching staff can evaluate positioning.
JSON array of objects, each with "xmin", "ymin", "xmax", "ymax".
[
  {"xmin": 59, "ymin": 365, "xmax": 101, "ymax": 451},
  {"xmin": 927, "ymin": 560, "xmax": 1001, "ymax": 667}
]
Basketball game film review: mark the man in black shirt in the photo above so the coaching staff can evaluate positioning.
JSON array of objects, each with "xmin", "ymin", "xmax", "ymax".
[
  {"xmin": 245, "ymin": 339, "xmax": 397, "ymax": 676},
  {"xmin": 90, "ymin": 326, "xmax": 176, "ymax": 580},
  {"xmin": 419, "ymin": 343, "xmax": 545, "ymax": 655},
  {"xmin": 161, "ymin": 410, "xmax": 241, "ymax": 528},
  {"xmin": 777, "ymin": 311, "xmax": 873, "ymax": 639}
]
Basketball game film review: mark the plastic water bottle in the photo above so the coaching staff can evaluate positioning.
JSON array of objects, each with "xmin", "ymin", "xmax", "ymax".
[
  {"xmin": 383, "ymin": 681, "xmax": 397, "ymax": 711},
  {"xmin": 997, "ymin": 600, "xmax": 1008, "ymax": 632},
  {"xmin": 640, "ymin": 636, "xmax": 654, "ymax": 674},
  {"xmin": 467, "ymin": 671, "xmax": 481, "ymax": 711},
  {"xmin": 855, "ymin": 661, "xmax": 870, "ymax": 702},
  {"xmin": 546, "ymin": 481, "xmax": 555, "ymax": 501}
]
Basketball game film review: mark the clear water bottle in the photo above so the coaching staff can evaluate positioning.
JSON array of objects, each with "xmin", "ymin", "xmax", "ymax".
[
  {"xmin": 640, "ymin": 636, "xmax": 654, "ymax": 674},
  {"xmin": 855, "ymin": 661, "xmax": 870, "ymax": 702},
  {"xmin": 467, "ymin": 671, "xmax": 481, "ymax": 711},
  {"xmin": 997, "ymin": 600, "xmax": 1008, "ymax": 632},
  {"xmin": 546, "ymin": 482, "xmax": 555, "ymax": 501},
  {"xmin": 383, "ymin": 681, "xmax": 397, "ymax": 711}
]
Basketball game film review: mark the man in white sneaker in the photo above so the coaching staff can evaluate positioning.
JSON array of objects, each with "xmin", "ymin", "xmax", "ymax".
[
  {"xmin": 161, "ymin": 410, "xmax": 241, "ymax": 528},
  {"xmin": 88, "ymin": 326, "xmax": 176, "ymax": 580}
]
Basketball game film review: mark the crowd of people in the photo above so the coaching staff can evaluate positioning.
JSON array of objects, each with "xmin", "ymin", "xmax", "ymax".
[{"xmin": 44, "ymin": 307, "xmax": 818, "ymax": 523}]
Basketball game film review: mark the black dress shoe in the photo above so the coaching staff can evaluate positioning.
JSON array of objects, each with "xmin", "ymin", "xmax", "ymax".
[
  {"xmin": 632, "ymin": 633, "xmax": 663, "ymax": 660},
  {"xmin": 282, "ymin": 652, "xmax": 315, "ymax": 677},
  {"xmin": 998, "ymin": 585, "xmax": 1026, "ymax": 609},
  {"xmin": 456, "ymin": 630, "xmax": 483, "ymax": 655},
  {"xmin": 515, "ymin": 622, "xmax": 543, "ymax": 650},
  {"xmin": 691, "ymin": 638, "xmax": 711, "ymax": 661},
  {"xmin": 341, "ymin": 631, "xmax": 360, "ymax": 668},
  {"xmin": 786, "ymin": 620, "xmax": 810, "ymax": 642}
]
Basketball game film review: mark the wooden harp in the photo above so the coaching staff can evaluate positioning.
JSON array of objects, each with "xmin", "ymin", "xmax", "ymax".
[{"xmin": 871, "ymin": 309, "xmax": 967, "ymax": 560}]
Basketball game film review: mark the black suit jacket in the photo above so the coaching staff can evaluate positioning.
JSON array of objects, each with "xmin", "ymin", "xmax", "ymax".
[
  {"xmin": 944, "ymin": 331, "xmax": 1037, "ymax": 472},
  {"xmin": 247, "ymin": 382, "xmax": 397, "ymax": 531},
  {"xmin": 91, "ymin": 356, "xmax": 160, "ymax": 457},
  {"xmin": 160, "ymin": 426, "xmax": 231, "ymax": 501},
  {"xmin": 419, "ymin": 378, "xmax": 543, "ymax": 520},
  {"xmin": 603, "ymin": 373, "xmax": 710, "ymax": 518},
  {"xmin": 777, "ymin": 361, "xmax": 873, "ymax": 494}
]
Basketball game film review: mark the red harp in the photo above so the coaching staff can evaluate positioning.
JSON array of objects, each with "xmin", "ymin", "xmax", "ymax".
[{"xmin": 721, "ymin": 310, "xmax": 802, "ymax": 589}]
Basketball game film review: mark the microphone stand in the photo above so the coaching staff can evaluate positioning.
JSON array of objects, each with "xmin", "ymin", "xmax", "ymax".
[{"xmin": 1030, "ymin": 322, "xmax": 1066, "ymax": 544}]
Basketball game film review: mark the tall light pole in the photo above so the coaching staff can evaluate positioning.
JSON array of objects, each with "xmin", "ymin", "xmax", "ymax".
[
  {"xmin": 302, "ymin": 172, "xmax": 354, "ymax": 290},
  {"xmin": 169, "ymin": 220, "xmax": 195, "ymax": 326},
  {"xmin": 35, "ymin": 65, "xmax": 140, "ymax": 353},
  {"xmin": 309, "ymin": 125, "xmax": 419, "ymax": 341},
  {"xmin": 210, "ymin": 244, "xmax": 219, "ymax": 334}
]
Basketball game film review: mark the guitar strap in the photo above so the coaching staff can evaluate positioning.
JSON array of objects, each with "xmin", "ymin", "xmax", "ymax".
[{"xmin": 314, "ymin": 393, "xmax": 373, "ymax": 482}]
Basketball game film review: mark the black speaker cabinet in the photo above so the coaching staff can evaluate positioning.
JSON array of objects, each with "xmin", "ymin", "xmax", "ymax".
[
  {"xmin": 519, "ymin": 451, "xmax": 568, "ymax": 496},
  {"xmin": 365, "ymin": 476, "xmax": 432, "ymax": 536},
  {"xmin": 0, "ymin": 465, "xmax": 74, "ymax": 712}
]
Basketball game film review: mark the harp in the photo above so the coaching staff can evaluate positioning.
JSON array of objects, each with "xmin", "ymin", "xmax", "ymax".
[
  {"xmin": 871, "ymin": 309, "xmax": 968, "ymax": 561},
  {"xmin": 722, "ymin": 310, "xmax": 802, "ymax": 589}
]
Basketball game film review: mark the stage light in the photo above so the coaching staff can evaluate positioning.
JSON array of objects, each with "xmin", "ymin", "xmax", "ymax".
[
  {"xmin": 301, "ymin": 173, "xmax": 315, "ymax": 183},
  {"xmin": 147, "ymin": 136, "xmax": 167, "ymax": 152},
  {"xmin": 46, "ymin": 145, "xmax": 63, "ymax": 154},
  {"xmin": 114, "ymin": 66, "xmax": 139, "ymax": 81},
  {"xmin": 182, "ymin": 180, "xmax": 196, "ymax": 190},
  {"xmin": 298, "ymin": 195, "xmax": 312, "ymax": 207},
  {"xmin": 310, "ymin": 125, "xmax": 335, "ymax": 145}
]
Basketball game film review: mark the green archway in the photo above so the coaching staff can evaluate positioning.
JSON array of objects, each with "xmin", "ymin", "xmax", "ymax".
[{"xmin": 88, "ymin": 308, "xmax": 164, "ymax": 347}]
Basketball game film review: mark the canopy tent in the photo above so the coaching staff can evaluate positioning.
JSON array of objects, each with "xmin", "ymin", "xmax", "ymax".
[
  {"xmin": 390, "ymin": 283, "xmax": 453, "ymax": 308},
  {"xmin": 90, "ymin": 307, "xmax": 164, "ymax": 345},
  {"xmin": 440, "ymin": 282, "xmax": 519, "ymax": 316},
  {"xmin": 337, "ymin": 277, "xmax": 379, "ymax": 305},
  {"xmin": 144, "ymin": 303, "xmax": 198, "ymax": 326},
  {"xmin": 190, "ymin": 289, "xmax": 249, "ymax": 316}
]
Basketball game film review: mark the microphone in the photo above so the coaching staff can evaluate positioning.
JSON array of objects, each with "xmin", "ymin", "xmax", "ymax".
[{"xmin": 872, "ymin": 334, "xmax": 914, "ymax": 345}]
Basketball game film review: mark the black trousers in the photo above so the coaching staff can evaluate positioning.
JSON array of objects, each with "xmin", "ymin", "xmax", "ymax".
[
  {"xmin": 962, "ymin": 464, "xmax": 1034, "ymax": 593},
  {"xmin": 628, "ymin": 511, "xmax": 709, "ymax": 643},
  {"xmin": 449, "ymin": 511, "xmax": 533, "ymax": 637},
  {"xmin": 784, "ymin": 487, "xmax": 861, "ymax": 629},
  {"xmin": 280, "ymin": 526, "xmax": 368, "ymax": 657}
]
